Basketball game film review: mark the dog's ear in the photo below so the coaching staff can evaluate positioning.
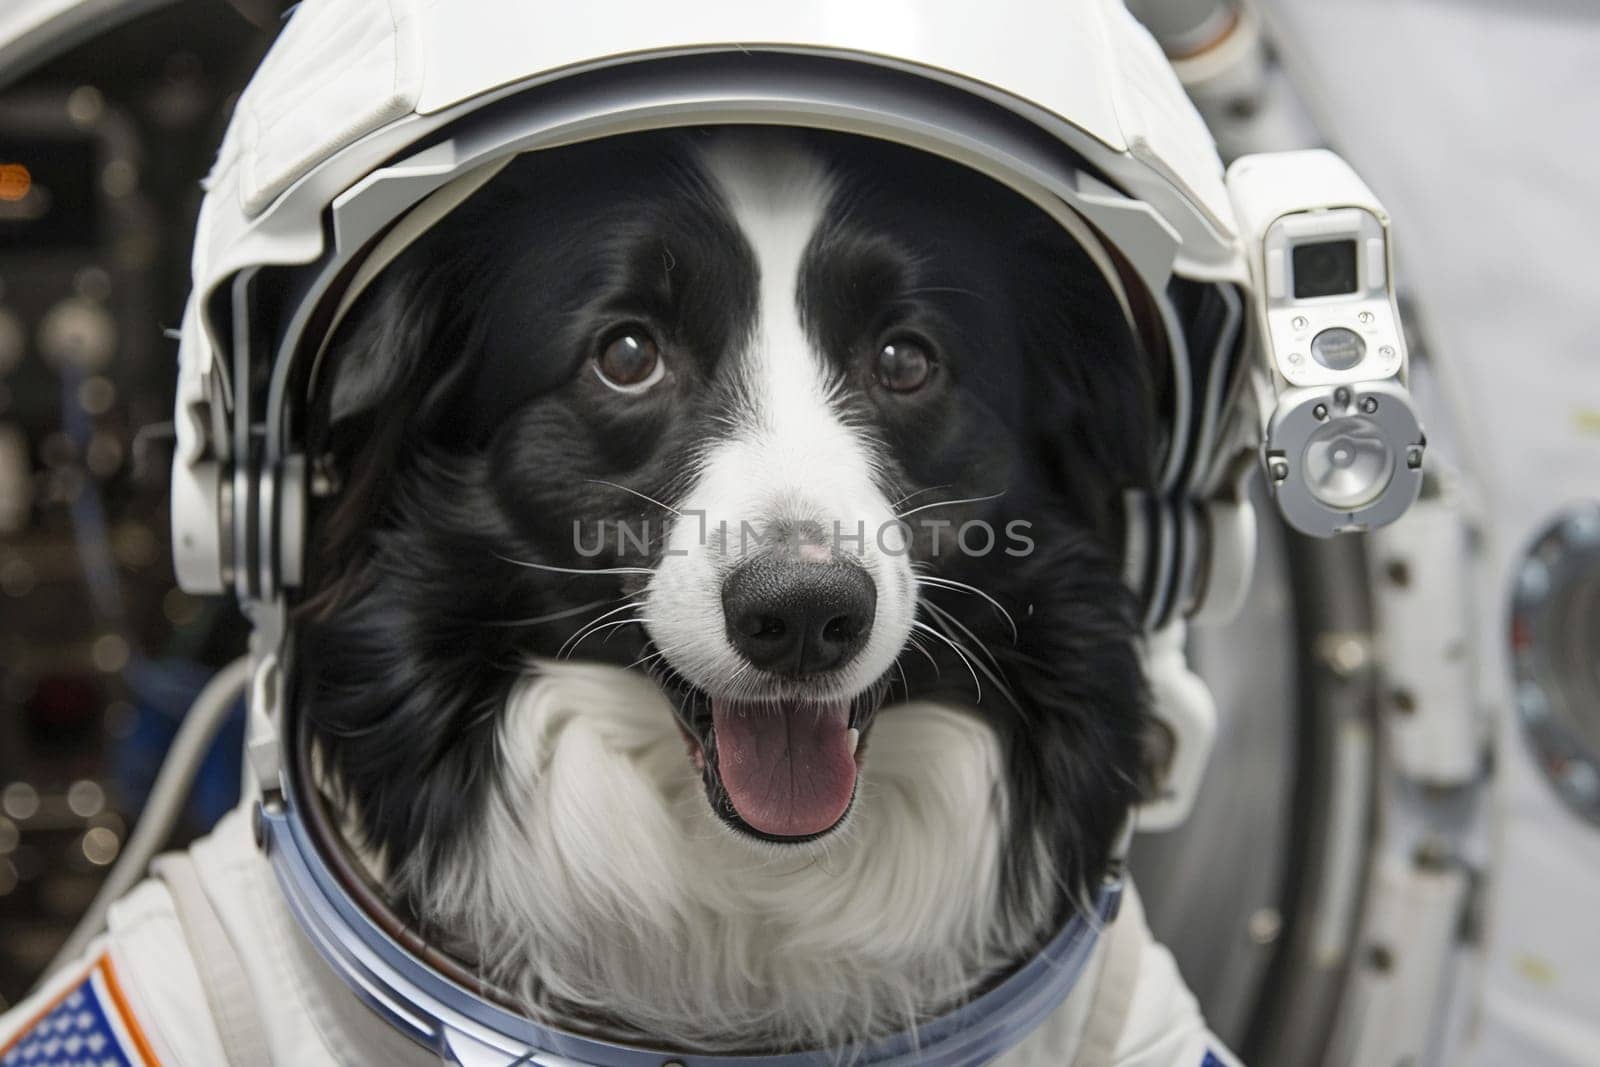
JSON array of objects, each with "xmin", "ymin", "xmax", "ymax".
[
  {"xmin": 1016, "ymin": 233, "xmax": 1165, "ymax": 540},
  {"xmin": 324, "ymin": 257, "xmax": 482, "ymax": 432},
  {"xmin": 301, "ymin": 260, "xmax": 475, "ymax": 615},
  {"xmin": 326, "ymin": 273, "xmax": 442, "ymax": 426}
]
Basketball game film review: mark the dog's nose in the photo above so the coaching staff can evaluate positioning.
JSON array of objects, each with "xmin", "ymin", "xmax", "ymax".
[{"xmin": 722, "ymin": 556, "xmax": 877, "ymax": 675}]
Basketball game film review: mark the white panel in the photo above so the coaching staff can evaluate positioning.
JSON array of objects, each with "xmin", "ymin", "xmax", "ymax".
[
  {"xmin": 1266, "ymin": 246, "xmax": 1286, "ymax": 299},
  {"xmin": 414, "ymin": 0, "xmax": 1129, "ymax": 150},
  {"xmin": 229, "ymin": 0, "xmax": 423, "ymax": 215},
  {"xmin": 1261, "ymin": 0, "xmax": 1600, "ymax": 1062},
  {"xmin": 1370, "ymin": 493, "xmax": 1482, "ymax": 786},
  {"xmin": 1338, "ymin": 862, "xmax": 1467, "ymax": 1067},
  {"xmin": 1365, "ymin": 236, "xmax": 1387, "ymax": 289}
]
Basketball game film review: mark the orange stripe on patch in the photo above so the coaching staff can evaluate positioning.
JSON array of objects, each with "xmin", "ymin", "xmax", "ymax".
[
  {"xmin": 0, "ymin": 958, "xmax": 98, "ymax": 1058},
  {"xmin": 99, "ymin": 954, "xmax": 165, "ymax": 1067}
]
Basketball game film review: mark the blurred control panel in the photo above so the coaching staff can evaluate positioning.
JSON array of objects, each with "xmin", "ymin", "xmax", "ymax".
[{"xmin": 0, "ymin": 0, "xmax": 286, "ymax": 1008}]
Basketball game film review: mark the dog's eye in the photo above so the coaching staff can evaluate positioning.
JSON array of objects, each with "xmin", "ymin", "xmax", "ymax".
[
  {"xmin": 875, "ymin": 338, "xmax": 934, "ymax": 393},
  {"xmin": 595, "ymin": 328, "xmax": 664, "ymax": 392}
]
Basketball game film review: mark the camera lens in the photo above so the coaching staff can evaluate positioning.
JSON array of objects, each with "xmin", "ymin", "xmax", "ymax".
[
  {"xmin": 1302, "ymin": 416, "xmax": 1394, "ymax": 510},
  {"xmin": 1292, "ymin": 239, "xmax": 1359, "ymax": 299},
  {"xmin": 1311, "ymin": 326, "xmax": 1367, "ymax": 370}
]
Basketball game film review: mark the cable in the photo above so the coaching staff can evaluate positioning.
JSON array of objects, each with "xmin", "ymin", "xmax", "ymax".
[{"xmin": 37, "ymin": 655, "xmax": 253, "ymax": 986}]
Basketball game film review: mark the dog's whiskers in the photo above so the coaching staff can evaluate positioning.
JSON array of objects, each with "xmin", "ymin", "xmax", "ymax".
[
  {"xmin": 920, "ymin": 600, "xmax": 1024, "ymax": 714},
  {"xmin": 887, "ymin": 484, "xmax": 952, "ymax": 511},
  {"xmin": 577, "ymin": 617, "xmax": 654, "ymax": 649},
  {"xmin": 722, "ymin": 661, "xmax": 754, "ymax": 696},
  {"xmin": 900, "ymin": 284, "xmax": 989, "ymax": 301},
  {"xmin": 626, "ymin": 647, "xmax": 668, "ymax": 672},
  {"xmin": 494, "ymin": 553, "xmax": 654, "ymax": 577},
  {"xmin": 895, "ymin": 490, "xmax": 1006, "ymax": 520},
  {"xmin": 586, "ymin": 479, "xmax": 681, "ymax": 517},
  {"xmin": 920, "ymin": 599, "xmax": 1000, "ymax": 671},
  {"xmin": 914, "ymin": 575, "xmax": 1019, "ymax": 644},
  {"xmin": 890, "ymin": 657, "xmax": 910, "ymax": 698},
  {"xmin": 483, "ymin": 597, "xmax": 622, "ymax": 629},
  {"xmin": 558, "ymin": 600, "xmax": 647, "ymax": 660},
  {"xmin": 904, "ymin": 633, "xmax": 941, "ymax": 675},
  {"xmin": 912, "ymin": 620, "xmax": 983, "ymax": 701}
]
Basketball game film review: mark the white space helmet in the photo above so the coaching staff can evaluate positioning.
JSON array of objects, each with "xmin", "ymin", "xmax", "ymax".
[
  {"xmin": 171, "ymin": 0, "xmax": 1267, "ymax": 623},
  {"xmin": 164, "ymin": 2, "xmax": 1423, "ymax": 1063}
]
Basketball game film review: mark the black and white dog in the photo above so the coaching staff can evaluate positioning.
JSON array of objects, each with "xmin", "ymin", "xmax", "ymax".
[{"xmin": 297, "ymin": 129, "xmax": 1165, "ymax": 1055}]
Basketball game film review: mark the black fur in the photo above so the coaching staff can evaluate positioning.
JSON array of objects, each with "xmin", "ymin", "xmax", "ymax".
[
  {"xmin": 795, "ymin": 138, "xmax": 1154, "ymax": 910},
  {"xmin": 295, "ymin": 129, "xmax": 1159, "ymax": 1001}
]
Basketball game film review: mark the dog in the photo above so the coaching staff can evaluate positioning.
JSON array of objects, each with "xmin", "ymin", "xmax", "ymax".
[
  {"xmin": 301, "ymin": 126, "xmax": 1159, "ymax": 1047},
  {"xmin": 2, "ymin": 129, "xmax": 1232, "ymax": 1066}
]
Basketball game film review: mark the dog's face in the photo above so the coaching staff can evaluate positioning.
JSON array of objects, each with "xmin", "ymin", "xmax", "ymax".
[{"xmin": 302, "ymin": 129, "xmax": 1157, "ymax": 1038}]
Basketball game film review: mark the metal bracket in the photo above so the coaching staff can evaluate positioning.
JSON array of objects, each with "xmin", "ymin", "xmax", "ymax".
[
  {"xmin": 1138, "ymin": 619, "xmax": 1219, "ymax": 831},
  {"xmin": 247, "ymin": 651, "xmax": 285, "ymax": 801}
]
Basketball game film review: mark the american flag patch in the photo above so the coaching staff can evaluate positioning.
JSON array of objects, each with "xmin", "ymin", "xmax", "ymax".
[{"xmin": 0, "ymin": 955, "xmax": 161, "ymax": 1067}]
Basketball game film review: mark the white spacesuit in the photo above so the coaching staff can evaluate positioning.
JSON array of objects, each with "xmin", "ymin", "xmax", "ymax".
[
  {"xmin": 0, "ymin": 0, "xmax": 1431, "ymax": 1063},
  {"xmin": 0, "ymin": 806, "xmax": 1236, "ymax": 1066}
]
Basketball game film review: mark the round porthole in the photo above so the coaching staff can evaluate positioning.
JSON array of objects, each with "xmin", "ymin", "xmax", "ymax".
[{"xmin": 1510, "ymin": 503, "xmax": 1600, "ymax": 825}]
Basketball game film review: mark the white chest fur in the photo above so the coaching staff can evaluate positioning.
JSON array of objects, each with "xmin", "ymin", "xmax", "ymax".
[{"xmin": 401, "ymin": 661, "xmax": 1056, "ymax": 1053}]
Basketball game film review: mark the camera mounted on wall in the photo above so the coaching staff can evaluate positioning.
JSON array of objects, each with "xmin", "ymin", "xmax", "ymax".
[{"xmin": 1226, "ymin": 149, "xmax": 1426, "ymax": 538}]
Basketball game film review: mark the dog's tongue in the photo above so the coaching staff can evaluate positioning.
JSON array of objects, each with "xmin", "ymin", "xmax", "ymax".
[{"xmin": 711, "ymin": 698, "xmax": 857, "ymax": 837}]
